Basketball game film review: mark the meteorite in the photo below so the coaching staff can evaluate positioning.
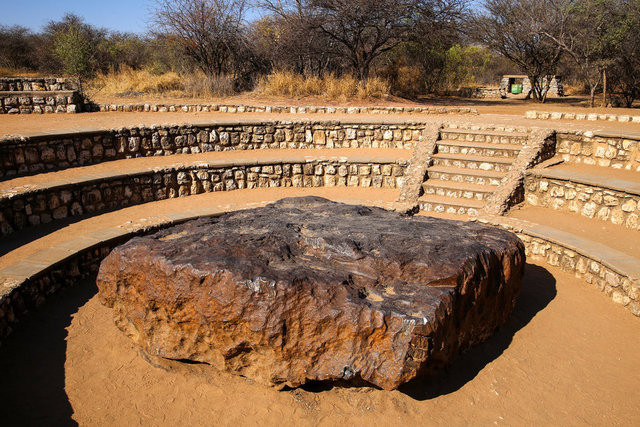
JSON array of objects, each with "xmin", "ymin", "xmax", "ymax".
[{"xmin": 97, "ymin": 196, "xmax": 525, "ymax": 390}]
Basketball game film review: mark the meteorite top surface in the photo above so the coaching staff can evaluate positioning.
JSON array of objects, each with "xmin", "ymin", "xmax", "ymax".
[{"xmin": 124, "ymin": 196, "xmax": 520, "ymax": 322}]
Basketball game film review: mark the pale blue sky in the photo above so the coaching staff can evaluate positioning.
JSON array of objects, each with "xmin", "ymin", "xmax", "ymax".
[
  {"xmin": 1, "ymin": 0, "xmax": 163, "ymax": 34},
  {"xmin": 0, "ymin": 0, "xmax": 481, "ymax": 34}
]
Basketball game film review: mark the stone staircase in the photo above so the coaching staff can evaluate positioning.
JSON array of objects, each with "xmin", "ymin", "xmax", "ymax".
[{"xmin": 418, "ymin": 128, "xmax": 529, "ymax": 216}]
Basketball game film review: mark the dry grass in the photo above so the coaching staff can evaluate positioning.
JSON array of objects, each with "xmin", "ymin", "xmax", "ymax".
[
  {"xmin": 256, "ymin": 71, "xmax": 390, "ymax": 100},
  {"xmin": 88, "ymin": 66, "xmax": 182, "ymax": 96},
  {"xmin": 0, "ymin": 67, "xmax": 41, "ymax": 77},
  {"xmin": 87, "ymin": 66, "xmax": 235, "ymax": 98}
]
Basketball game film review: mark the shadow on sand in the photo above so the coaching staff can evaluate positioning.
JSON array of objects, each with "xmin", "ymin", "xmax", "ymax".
[
  {"xmin": 0, "ymin": 278, "xmax": 97, "ymax": 426},
  {"xmin": 0, "ymin": 263, "xmax": 556, "ymax": 420},
  {"xmin": 398, "ymin": 263, "xmax": 557, "ymax": 400}
]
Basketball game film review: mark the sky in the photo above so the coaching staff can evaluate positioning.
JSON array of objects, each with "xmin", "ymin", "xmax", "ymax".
[
  {"xmin": 0, "ymin": 0, "xmax": 481, "ymax": 34},
  {"xmin": 0, "ymin": 0, "xmax": 157, "ymax": 34}
]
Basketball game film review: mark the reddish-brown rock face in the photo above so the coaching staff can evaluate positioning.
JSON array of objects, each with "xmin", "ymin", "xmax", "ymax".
[{"xmin": 97, "ymin": 197, "xmax": 525, "ymax": 390}]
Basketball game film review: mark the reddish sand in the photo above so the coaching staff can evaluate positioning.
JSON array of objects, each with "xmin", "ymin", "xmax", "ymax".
[
  {"xmin": 548, "ymin": 162, "xmax": 640, "ymax": 181},
  {"xmin": 0, "ymin": 148, "xmax": 410, "ymax": 192},
  {"xmin": 2, "ymin": 109, "xmax": 640, "ymax": 137},
  {"xmin": 0, "ymin": 187, "xmax": 400, "ymax": 270},
  {"xmin": 91, "ymin": 93, "xmax": 640, "ymax": 116},
  {"xmin": 0, "ymin": 261, "xmax": 638, "ymax": 425},
  {"xmin": 508, "ymin": 205, "xmax": 639, "ymax": 257}
]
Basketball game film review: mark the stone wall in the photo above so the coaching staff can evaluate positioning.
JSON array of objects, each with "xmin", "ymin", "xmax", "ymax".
[
  {"xmin": 555, "ymin": 131, "xmax": 640, "ymax": 171},
  {"xmin": 94, "ymin": 103, "xmax": 478, "ymax": 115},
  {"xmin": 0, "ymin": 77, "xmax": 83, "ymax": 114},
  {"xmin": 0, "ymin": 91, "xmax": 82, "ymax": 114},
  {"xmin": 0, "ymin": 122, "xmax": 422, "ymax": 180},
  {"xmin": 453, "ymin": 87, "xmax": 503, "ymax": 99},
  {"xmin": 0, "ymin": 244, "xmax": 115, "ymax": 339},
  {"xmin": 519, "ymin": 232, "xmax": 638, "ymax": 316},
  {"xmin": 523, "ymin": 172, "xmax": 640, "ymax": 230},
  {"xmin": 525, "ymin": 110, "xmax": 640, "ymax": 123},
  {"xmin": 500, "ymin": 76, "xmax": 564, "ymax": 97},
  {"xmin": 0, "ymin": 159, "xmax": 407, "ymax": 235},
  {"xmin": 525, "ymin": 232, "xmax": 639, "ymax": 316},
  {"xmin": 0, "ymin": 77, "xmax": 79, "ymax": 92},
  {"xmin": 477, "ymin": 215, "xmax": 640, "ymax": 317}
]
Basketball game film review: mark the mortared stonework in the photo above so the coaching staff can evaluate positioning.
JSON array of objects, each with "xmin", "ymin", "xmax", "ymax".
[{"xmin": 97, "ymin": 197, "xmax": 525, "ymax": 390}]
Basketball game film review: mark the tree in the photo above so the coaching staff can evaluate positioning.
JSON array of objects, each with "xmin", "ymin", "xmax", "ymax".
[
  {"xmin": 472, "ymin": 0, "xmax": 563, "ymax": 102},
  {"xmin": 42, "ymin": 14, "xmax": 108, "ymax": 78},
  {"xmin": 541, "ymin": 0, "xmax": 626, "ymax": 106},
  {"xmin": 609, "ymin": 0, "xmax": 640, "ymax": 107},
  {"xmin": 0, "ymin": 26, "xmax": 38, "ymax": 71},
  {"xmin": 259, "ymin": 0, "xmax": 468, "ymax": 81},
  {"xmin": 152, "ymin": 0, "xmax": 248, "ymax": 76}
]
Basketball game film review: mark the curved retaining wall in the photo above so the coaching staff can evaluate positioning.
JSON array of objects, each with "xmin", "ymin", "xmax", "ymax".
[
  {"xmin": 556, "ymin": 131, "xmax": 640, "ymax": 171},
  {"xmin": 0, "ymin": 156, "xmax": 408, "ymax": 236},
  {"xmin": 0, "ymin": 121, "xmax": 423, "ymax": 180},
  {"xmin": 524, "ymin": 169, "xmax": 640, "ymax": 231},
  {"xmin": 526, "ymin": 110, "xmax": 640, "ymax": 123},
  {"xmin": 94, "ymin": 103, "xmax": 478, "ymax": 115},
  {"xmin": 478, "ymin": 215, "xmax": 640, "ymax": 317}
]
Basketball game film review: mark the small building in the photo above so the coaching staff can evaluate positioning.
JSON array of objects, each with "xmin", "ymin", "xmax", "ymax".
[{"xmin": 499, "ymin": 75, "xmax": 564, "ymax": 97}]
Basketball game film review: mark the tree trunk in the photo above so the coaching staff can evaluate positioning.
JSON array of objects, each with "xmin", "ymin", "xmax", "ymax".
[
  {"xmin": 602, "ymin": 68, "xmax": 607, "ymax": 107},
  {"xmin": 589, "ymin": 86, "xmax": 596, "ymax": 108}
]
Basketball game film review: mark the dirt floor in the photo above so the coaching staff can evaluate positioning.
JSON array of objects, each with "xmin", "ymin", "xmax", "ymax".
[
  {"xmin": 0, "ymin": 261, "xmax": 638, "ymax": 426},
  {"xmin": 508, "ymin": 205, "xmax": 639, "ymax": 257},
  {"xmin": 1, "ymin": 97, "xmax": 639, "ymax": 425},
  {"xmin": 547, "ymin": 162, "xmax": 640, "ymax": 182},
  {"xmin": 0, "ymin": 148, "xmax": 410, "ymax": 193},
  {"xmin": 0, "ymin": 187, "xmax": 401, "ymax": 270},
  {"xmin": 2, "ymin": 106, "xmax": 640, "ymax": 137},
  {"xmin": 90, "ymin": 93, "xmax": 640, "ymax": 116}
]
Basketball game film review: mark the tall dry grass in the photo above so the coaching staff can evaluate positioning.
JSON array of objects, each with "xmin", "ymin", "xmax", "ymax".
[
  {"xmin": 87, "ymin": 66, "xmax": 235, "ymax": 98},
  {"xmin": 0, "ymin": 67, "xmax": 41, "ymax": 77},
  {"xmin": 257, "ymin": 71, "xmax": 390, "ymax": 100}
]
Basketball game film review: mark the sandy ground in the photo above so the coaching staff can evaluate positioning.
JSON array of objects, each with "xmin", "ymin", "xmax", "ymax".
[
  {"xmin": 0, "ymin": 148, "xmax": 409, "ymax": 192},
  {"xmin": 548, "ymin": 162, "xmax": 640, "ymax": 182},
  {"xmin": 0, "ymin": 187, "xmax": 400, "ymax": 270},
  {"xmin": 0, "ymin": 261, "xmax": 638, "ymax": 426},
  {"xmin": 90, "ymin": 93, "xmax": 640, "ymax": 116},
  {"xmin": 2, "ymin": 109, "xmax": 640, "ymax": 138},
  {"xmin": 508, "ymin": 205, "xmax": 639, "ymax": 257}
]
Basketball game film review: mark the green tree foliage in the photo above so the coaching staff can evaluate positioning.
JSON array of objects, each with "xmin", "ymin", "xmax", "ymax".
[{"xmin": 53, "ymin": 23, "xmax": 94, "ymax": 78}]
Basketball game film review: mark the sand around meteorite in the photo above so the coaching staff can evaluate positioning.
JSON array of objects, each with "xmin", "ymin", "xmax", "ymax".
[{"xmin": 97, "ymin": 196, "xmax": 525, "ymax": 390}]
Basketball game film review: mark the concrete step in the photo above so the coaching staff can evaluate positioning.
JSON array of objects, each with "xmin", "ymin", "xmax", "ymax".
[
  {"xmin": 439, "ymin": 128, "xmax": 529, "ymax": 145},
  {"xmin": 436, "ymin": 140, "xmax": 522, "ymax": 158},
  {"xmin": 426, "ymin": 165, "xmax": 506, "ymax": 186},
  {"xmin": 431, "ymin": 153, "xmax": 515, "ymax": 173},
  {"xmin": 418, "ymin": 194, "xmax": 484, "ymax": 216},
  {"xmin": 422, "ymin": 179, "xmax": 496, "ymax": 201}
]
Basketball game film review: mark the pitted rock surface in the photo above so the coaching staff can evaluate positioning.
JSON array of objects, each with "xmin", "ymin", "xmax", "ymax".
[{"xmin": 97, "ymin": 197, "xmax": 525, "ymax": 390}]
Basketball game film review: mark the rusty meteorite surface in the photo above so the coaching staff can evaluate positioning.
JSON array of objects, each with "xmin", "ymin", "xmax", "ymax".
[{"xmin": 97, "ymin": 196, "xmax": 525, "ymax": 390}]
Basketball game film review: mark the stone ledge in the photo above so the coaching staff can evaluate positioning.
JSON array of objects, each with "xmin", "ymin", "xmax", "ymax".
[
  {"xmin": 0, "ymin": 121, "xmax": 423, "ymax": 181},
  {"xmin": 0, "ymin": 90, "xmax": 78, "ymax": 97},
  {"xmin": 476, "ymin": 215, "xmax": 640, "ymax": 316},
  {"xmin": 527, "ymin": 167, "xmax": 640, "ymax": 196},
  {"xmin": 95, "ymin": 103, "xmax": 478, "ymax": 116},
  {"xmin": 0, "ymin": 155, "xmax": 410, "ymax": 236},
  {"xmin": 525, "ymin": 110, "xmax": 640, "ymax": 123}
]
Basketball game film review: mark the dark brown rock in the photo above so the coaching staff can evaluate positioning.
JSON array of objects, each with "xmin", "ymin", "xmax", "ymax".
[{"xmin": 97, "ymin": 197, "xmax": 525, "ymax": 390}]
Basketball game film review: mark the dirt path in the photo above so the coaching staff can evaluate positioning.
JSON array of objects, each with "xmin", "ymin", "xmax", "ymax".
[
  {"xmin": 0, "ymin": 261, "xmax": 638, "ymax": 425},
  {"xmin": 0, "ymin": 187, "xmax": 400, "ymax": 270},
  {"xmin": 0, "ymin": 148, "xmax": 409, "ymax": 192},
  {"xmin": 508, "ymin": 205, "xmax": 639, "ymax": 257},
  {"xmin": 2, "ymin": 110, "xmax": 640, "ymax": 137}
]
